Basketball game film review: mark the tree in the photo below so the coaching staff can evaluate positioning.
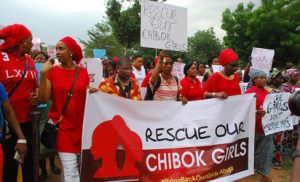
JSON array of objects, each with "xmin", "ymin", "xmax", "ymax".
[
  {"xmin": 106, "ymin": 0, "xmax": 140, "ymax": 55},
  {"xmin": 187, "ymin": 28, "xmax": 222, "ymax": 63},
  {"xmin": 222, "ymin": 0, "xmax": 300, "ymax": 67},
  {"xmin": 80, "ymin": 21, "xmax": 123, "ymax": 58}
]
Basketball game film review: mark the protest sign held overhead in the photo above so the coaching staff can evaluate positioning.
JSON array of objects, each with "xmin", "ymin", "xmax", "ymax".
[
  {"xmin": 81, "ymin": 92, "xmax": 256, "ymax": 182},
  {"xmin": 250, "ymin": 47, "xmax": 274, "ymax": 74},
  {"xmin": 140, "ymin": 0, "xmax": 187, "ymax": 52}
]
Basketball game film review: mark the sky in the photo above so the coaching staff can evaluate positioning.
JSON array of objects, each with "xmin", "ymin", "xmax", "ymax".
[{"xmin": 0, "ymin": 0, "xmax": 261, "ymax": 46}]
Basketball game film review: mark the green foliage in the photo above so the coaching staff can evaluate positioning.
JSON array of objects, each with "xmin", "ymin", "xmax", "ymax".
[
  {"xmin": 79, "ymin": 21, "xmax": 123, "ymax": 58},
  {"xmin": 187, "ymin": 28, "xmax": 222, "ymax": 63},
  {"xmin": 222, "ymin": 0, "xmax": 300, "ymax": 67},
  {"xmin": 106, "ymin": 0, "xmax": 140, "ymax": 55}
]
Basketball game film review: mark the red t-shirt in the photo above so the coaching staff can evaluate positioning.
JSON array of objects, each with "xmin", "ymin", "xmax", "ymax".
[
  {"xmin": 0, "ymin": 52, "xmax": 38, "ymax": 123},
  {"xmin": 203, "ymin": 72, "xmax": 242, "ymax": 96},
  {"xmin": 245, "ymin": 86, "xmax": 269, "ymax": 134},
  {"xmin": 141, "ymin": 69, "xmax": 153, "ymax": 87},
  {"xmin": 180, "ymin": 76, "xmax": 204, "ymax": 101},
  {"xmin": 47, "ymin": 65, "xmax": 89, "ymax": 153}
]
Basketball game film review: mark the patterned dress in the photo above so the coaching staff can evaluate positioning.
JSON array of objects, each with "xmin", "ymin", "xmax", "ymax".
[{"xmin": 99, "ymin": 76, "xmax": 141, "ymax": 101}]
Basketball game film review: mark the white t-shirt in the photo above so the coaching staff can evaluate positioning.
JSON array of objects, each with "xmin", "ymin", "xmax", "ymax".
[{"xmin": 132, "ymin": 66, "xmax": 146, "ymax": 86}]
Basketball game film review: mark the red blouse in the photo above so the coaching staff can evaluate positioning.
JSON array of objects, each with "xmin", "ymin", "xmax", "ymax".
[
  {"xmin": 203, "ymin": 72, "xmax": 242, "ymax": 96},
  {"xmin": 47, "ymin": 65, "xmax": 89, "ymax": 153},
  {"xmin": 0, "ymin": 52, "xmax": 38, "ymax": 123},
  {"xmin": 180, "ymin": 76, "xmax": 204, "ymax": 101},
  {"xmin": 245, "ymin": 86, "xmax": 269, "ymax": 134}
]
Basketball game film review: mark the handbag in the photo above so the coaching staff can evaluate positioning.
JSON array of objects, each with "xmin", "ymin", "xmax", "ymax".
[{"xmin": 41, "ymin": 66, "xmax": 80, "ymax": 149}]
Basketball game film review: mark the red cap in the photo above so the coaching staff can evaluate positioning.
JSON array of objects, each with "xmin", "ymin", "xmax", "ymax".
[
  {"xmin": 0, "ymin": 24, "xmax": 32, "ymax": 51},
  {"xmin": 59, "ymin": 36, "xmax": 83, "ymax": 64},
  {"xmin": 219, "ymin": 49, "xmax": 238, "ymax": 66}
]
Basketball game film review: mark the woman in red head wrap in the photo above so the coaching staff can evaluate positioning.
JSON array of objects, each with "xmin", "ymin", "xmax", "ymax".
[
  {"xmin": 203, "ymin": 48, "xmax": 242, "ymax": 98},
  {"xmin": 39, "ymin": 36, "xmax": 92, "ymax": 182},
  {"xmin": 0, "ymin": 24, "xmax": 38, "ymax": 182}
]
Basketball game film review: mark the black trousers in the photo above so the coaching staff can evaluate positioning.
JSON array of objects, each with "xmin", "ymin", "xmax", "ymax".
[{"xmin": 3, "ymin": 122, "xmax": 33, "ymax": 182}]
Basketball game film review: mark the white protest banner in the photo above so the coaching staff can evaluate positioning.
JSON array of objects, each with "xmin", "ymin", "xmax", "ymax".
[
  {"xmin": 250, "ymin": 47, "xmax": 274, "ymax": 74},
  {"xmin": 80, "ymin": 58, "xmax": 103, "ymax": 88},
  {"xmin": 81, "ymin": 92, "xmax": 256, "ymax": 182},
  {"xmin": 31, "ymin": 38, "xmax": 41, "ymax": 52},
  {"xmin": 171, "ymin": 62, "xmax": 185, "ymax": 80},
  {"xmin": 140, "ymin": 0, "xmax": 187, "ymax": 52},
  {"xmin": 212, "ymin": 65, "xmax": 224, "ymax": 73},
  {"xmin": 262, "ymin": 93, "xmax": 293, "ymax": 135}
]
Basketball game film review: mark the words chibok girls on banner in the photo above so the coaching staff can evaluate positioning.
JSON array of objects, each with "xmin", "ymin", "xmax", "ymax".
[{"xmin": 81, "ymin": 92, "xmax": 256, "ymax": 182}]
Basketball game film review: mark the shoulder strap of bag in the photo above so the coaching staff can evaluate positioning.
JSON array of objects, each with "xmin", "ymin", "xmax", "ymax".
[
  {"xmin": 8, "ymin": 58, "xmax": 28, "ymax": 97},
  {"xmin": 58, "ymin": 66, "xmax": 80, "ymax": 122}
]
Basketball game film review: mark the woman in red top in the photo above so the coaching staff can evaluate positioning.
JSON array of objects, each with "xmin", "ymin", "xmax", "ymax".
[
  {"xmin": 180, "ymin": 63, "xmax": 226, "ymax": 102},
  {"xmin": 203, "ymin": 49, "xmax": 242, "ymax": 98},
  {"xmin": 180, "ymin": 63, "xmax": 204, "ymax": 101},
  {"xmin": 0, "ymin": 24, "xmax": 38, "ymax": 182},
  {"xmin": 39, "ymin": 36, "xmax": 90, "ymax": 182},
  {"xmin": 245, "ymin": 68, "xmax": 274, "ymax": 182}
]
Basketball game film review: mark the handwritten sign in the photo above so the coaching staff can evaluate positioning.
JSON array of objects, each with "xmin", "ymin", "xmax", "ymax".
[
  {"xmin": 262, "ymin": 93, "xmax": 293, "ymax": 135},
  {"xmin": 80, "ymin": 58, "xmax": 103, "ymax": 88},
  {"xmin": 171, "ymin": 62, "xmax": 185, "ymax": 80},
  {"xmin": 251, "ymin": 47, "xmax": 274, "ymax": 74},
  {"xmin": 212, "ymin": 65, "xmax": 224, "ymax": 73},
  {"xmin": 140, "ymin": 0, "xmax": 187, "ymax": 52}
]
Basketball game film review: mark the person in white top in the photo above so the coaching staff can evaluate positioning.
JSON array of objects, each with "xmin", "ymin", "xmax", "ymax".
[{"xmin": 132, "ymin": 55, "xmax": 146, "ymax": 86}]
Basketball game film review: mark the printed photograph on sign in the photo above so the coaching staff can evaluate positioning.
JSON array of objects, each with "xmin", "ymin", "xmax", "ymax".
[{"xmin": 140, "ymin": 0, "xmax": 188, "ymax": 52}]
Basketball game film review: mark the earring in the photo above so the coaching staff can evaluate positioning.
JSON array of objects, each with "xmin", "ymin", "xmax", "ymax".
[{"xmin": 71, "ymin": 53, "xmax": 73, "ymax": 57}]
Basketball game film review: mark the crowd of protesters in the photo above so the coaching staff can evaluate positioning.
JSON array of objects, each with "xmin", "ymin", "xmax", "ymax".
[{"xmin": 0, "ymin": 23, "xmax": 300, "ymax": 182}]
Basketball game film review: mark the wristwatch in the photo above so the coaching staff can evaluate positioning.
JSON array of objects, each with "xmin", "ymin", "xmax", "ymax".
[{"xmin": 292, "ymin": 150, "xmax": 300, "ymax": 160}]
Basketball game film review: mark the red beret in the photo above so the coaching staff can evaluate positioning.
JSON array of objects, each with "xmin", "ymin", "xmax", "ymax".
[
  {"xmin": 219, "ymin": 49, "xmax": 238, "ymax": 66},
  {"xmin": 59, "ymin": 36, "xmax": 83, "ymax": 64},
  {"xmin": 0, "ymin": 24, "xmax": 32, "ymax": 51}
]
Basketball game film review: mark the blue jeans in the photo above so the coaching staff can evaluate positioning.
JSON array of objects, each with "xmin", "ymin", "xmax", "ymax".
[{"xmin": 254, "ymin": 134, "xmax": 275, "ymax": 176}]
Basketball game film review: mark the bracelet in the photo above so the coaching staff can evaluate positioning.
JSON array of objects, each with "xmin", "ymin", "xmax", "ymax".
[
  {"xmin": 212, "ymin": 92, "xmax": 216, "ymax": 98},
  {"xmin": 17, "ymin": 139, "xmax": 27, "ymax": 144}
]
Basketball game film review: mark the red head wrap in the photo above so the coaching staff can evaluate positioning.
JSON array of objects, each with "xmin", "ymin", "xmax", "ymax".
[
  {"xmin": 0, "ymin": 24, "xmax": 32, "ymax": 51},
  {"xmin": 113, "ymin": 56, "xmax": 118, "ymax": 63},
  {"xmin": 219, "ymin": 49, "xmax": 239, "ymax": 66},
  {"xmin": 59, "ymin": 36, "xmax": 83, "ymax": 64}
]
